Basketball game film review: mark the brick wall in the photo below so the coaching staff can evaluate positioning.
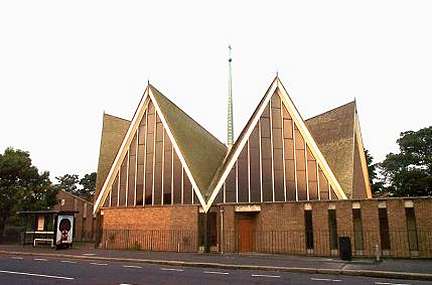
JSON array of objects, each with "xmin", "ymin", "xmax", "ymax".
[{"xmin": 100, "ymin": 205, "xmax": 199, "ymax": 252}]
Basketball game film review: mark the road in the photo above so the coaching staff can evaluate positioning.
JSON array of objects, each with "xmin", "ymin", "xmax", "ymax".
[{"xmin": 0, "ymin": 255, "xmax": 430, "ymax": 285}]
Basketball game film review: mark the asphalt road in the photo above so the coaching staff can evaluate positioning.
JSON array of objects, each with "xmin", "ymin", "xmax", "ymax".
[{"xmin": 0, "ymin": 255, "xmax": 430, "ymax": 285}]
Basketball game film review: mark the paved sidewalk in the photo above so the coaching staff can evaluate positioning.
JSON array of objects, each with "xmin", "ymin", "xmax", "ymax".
[{"xmin": 0, "ymin": 244, "xmax": 431, "ymax": 281}]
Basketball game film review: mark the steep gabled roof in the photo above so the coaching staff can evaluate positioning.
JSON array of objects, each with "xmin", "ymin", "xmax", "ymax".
[
  {"xmin": 204, "ymin": 77, "xmax": 347, "ymax": 211},
  {"xmin": 305, "ymin": 101, "xmax": 371, "ymax": 198},
  {"xmin": 94, "ymin": 113, "xmax": 131, "ymax": 201},
  {"xmin": 149, "ymin": 85, "xmax": 227, "ymax": 199}
]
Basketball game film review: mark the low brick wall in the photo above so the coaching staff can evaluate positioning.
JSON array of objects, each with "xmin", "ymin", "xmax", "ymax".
[
  {"xmin": 100, "ymin": 205, "xmax": 199, "ymax": 252},
  {"xmin": 219, "ymin": 197, "xmax": 432, "ymax": 258}
]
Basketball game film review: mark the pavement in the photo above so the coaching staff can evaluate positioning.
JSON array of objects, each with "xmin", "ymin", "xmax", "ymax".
[{"xmin": 0, "ymin": 244, "xmax": 432, "ymax": 282}]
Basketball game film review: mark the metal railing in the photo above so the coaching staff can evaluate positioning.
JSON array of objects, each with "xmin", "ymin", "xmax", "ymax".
[{"xmin": 100, "ymin": 229, "xmax": 198, "ymax": 252}]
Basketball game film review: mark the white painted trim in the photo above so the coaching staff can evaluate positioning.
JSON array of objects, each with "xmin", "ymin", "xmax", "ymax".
[
  {"xmin": 316, "ymin": 160, "xmax": 320, "ymax": 200},
  {"xmin": 148, "ymin": 88, "xmax": 208, "ymax": 209},
  {"xmin": 259, "ymin": 118, "xmax": 263, "ymax": 203},
  {"xmin": 276, "ymin": 79, "xmax": 347, "ymax": 200},
  {"xmin": 269, "ymin": 98, "xmax": 275, "ymax": 202},
  {"xmin": 305, "ymin": 142, "xmax": 309, "ymax": 201},
  {"xmin": 117, "ymin": 171, "xmax": 120, "ymax": 206},
  {"xmin": 181, "ymin": 167, "xmax": 184, "ymax": 204},
  {"xmin": 108, "ymin": 189, "xmax": 112, "ymax": 207},
  {"xmin": 354, "ymin": 111, "xmax": 372, "ymax": 198},
  {"xmin": 235, "ymin": 161, "xmax": 239, "ymax": 203},
  {"xmin": 93, "ymin": 89, "xmax": 150, "ymax": 214},
  {"xmin": 223, "ymin": 183, "xmax": 226, "ymax": 203},
  {"xmin": 161, "ymin": 129, "xmax": 165, "ymax": 205},
  {"xmin": 204, "ymin": 79, "xmax": 278, "ymax": 212},
  {"xmin": 171, "ymin": 145, "xmax": 174, "ymax": 205}
]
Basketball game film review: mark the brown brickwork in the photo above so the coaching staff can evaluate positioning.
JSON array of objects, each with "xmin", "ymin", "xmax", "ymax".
[
  {"xmin": 312, "ymin": 202, "xmax": 330, "ymax": 256},
  {"xmin": 414, "ymin": 199, "xmax": 432, "ymax": 257},
  {"xmin": 360, "ymin": 200, "xmax": 380, "ymax": 256},
  {"xmin": 100, "ymin": 205, "xmax": 199, "ymax": 252},
  {"xmin": 54, "ymin": 190, "xmax": 94, "ymax": 241},
  {"xmin": 386, "ymin": 200, "xmax": 410, "ymax": 257}
]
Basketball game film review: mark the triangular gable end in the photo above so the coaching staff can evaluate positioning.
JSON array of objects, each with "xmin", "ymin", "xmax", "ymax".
[
  {"xmin": 93, "ymin": 86, "xmax": 207, "ymax": 214},
  {"xmin": 204, "ymin": 77, "xmax": 347, "ymax": 212}
]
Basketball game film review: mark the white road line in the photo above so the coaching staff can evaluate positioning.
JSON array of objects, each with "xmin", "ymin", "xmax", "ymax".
[
  {"xmin": 375, "ymin": 282, "xmax": 410, "ymax": 285},
  {"xmin": 311, "ymin": 278, "xmax": 342, "ymax": 282},
  {"xmin": 11, "ymin": 257, "xmax": 23, "ymax": 260},
  {"xmin": 60, "ymin": 260, "xmax": 77, "ymax": 264},
  {"xmin": 123, "ymin": 265, "xmax": 142, "ymax": 269},
  {"xmin": 90, "ymin": 262, "xmax": 108, "ymax": 266},
  {"xmin": 119, "ymin": 283, "xmax": 133, "ymax": 285},
  {"xmin": 251, "ymin": 274, "xmax": 280, "ymax": 278},
  {"xmin": 160, "ymin": 268, "xmax": 184, "ymax": 272},
  {"xmin": 34, "ymin": 258, "xmax": 48, "ymax": 261},
  {"xmin": 203, "ymin": 271, "xmax": 229, "ymax": 275},
  {"xmin": 0, "ymin": 269, "xmax": 74, "ymax": 280},
  {"xmin": 82, "ymin": 253, "xmax": 96, "ymax": 256}
]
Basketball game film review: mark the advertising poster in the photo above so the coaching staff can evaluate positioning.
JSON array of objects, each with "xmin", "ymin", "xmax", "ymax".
[{"xmin": 56, "ymin": 214, "xmax": 74, "ymax": 245}]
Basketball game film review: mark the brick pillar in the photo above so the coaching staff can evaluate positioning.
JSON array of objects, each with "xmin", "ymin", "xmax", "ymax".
[
  {"xmin": 360, "ymin": 200, "xmax": 380, "ymax": 257},
  {"xmin": 312, "ymin": 202, "xmax": 330, "ymax": 256},
  {"xmin": 336, "ymin": 201, "xmax": 354, "ymax": 253},
  {"xmin": 222, "ymin": 206, "xmax": 235, "ymax": 253},
  {"xmin": 414, "ymin": 199, "xmax": 432, "ymax": 257},
  {"xmin": 387, "ymin": 200, "xmax": 409, "ymax": 257}
]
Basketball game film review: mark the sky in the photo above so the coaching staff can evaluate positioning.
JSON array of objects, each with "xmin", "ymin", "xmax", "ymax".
[{"xmin": 1, "ymin": 1, "xmax": 431, "ymax": 181}]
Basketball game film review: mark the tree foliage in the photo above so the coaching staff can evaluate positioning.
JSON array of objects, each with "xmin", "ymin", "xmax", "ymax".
[
  {"xmin": 54, "ymin": 172, "xmax": 96, "ymax": 200},
  {"xmin": 0, "ymin": 148, "xmax": 57, "ymax": 239},
  {"xmin": 379, "ymin": 126, "xmax": 432, "ymax": 197}
]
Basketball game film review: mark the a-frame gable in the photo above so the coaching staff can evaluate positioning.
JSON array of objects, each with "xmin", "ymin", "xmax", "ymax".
[
  {"xmin": 204, "ymin": 77, "xmax": 347, "ymax": 212},
  {"xmin": 93, "ymin": 86, "xmax": 207, "ymax": 214}
]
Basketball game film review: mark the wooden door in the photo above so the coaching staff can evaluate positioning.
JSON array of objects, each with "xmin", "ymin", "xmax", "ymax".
[{"xmin": 238, "ymin": 218, "xmax": 254, "ymax": 252}]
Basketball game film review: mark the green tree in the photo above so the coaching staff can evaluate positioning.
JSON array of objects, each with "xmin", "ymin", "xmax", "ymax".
[
  {"xmin": 365, "ymin": 149, "xmax": 385, "ymax": 196},
  {"xmin": 0, "ymin": 148, "xmax": 57, "ymax": 240},
  {"xmin": 79, "ymin": 172, "xmax": 97, "ymax": 200},
  {"xmin": 55, "ymin": 174, "xmax": 79, "ymax": 194},
  {"xmin": 379, "ymin": 126, "xmax": 432, "ymax": 197}
]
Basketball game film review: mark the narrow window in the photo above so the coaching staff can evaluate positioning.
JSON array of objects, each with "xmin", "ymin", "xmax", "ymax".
[
  {"xmin": 378, "ymin": 208, "xmax": 390, "ymax": 250},
  {"xmin": 328, "ymin": 209, "xmax": 338, "ymax": 250},
  {"xmin": 352, "ymin": 209, "xmax": 364, "ymax": 251},
  {"xmin": 304, "ymin": 210, "xmax": 314, "ymax": 250},
  {"xmin": 405, "ymin": 208, "xmax": 418, "ymax": 251}
]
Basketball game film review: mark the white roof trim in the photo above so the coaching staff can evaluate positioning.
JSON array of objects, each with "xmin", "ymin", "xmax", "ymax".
[
  {"xmin": 148, "ymin": 88, "xmax": 208, "ymax": 209},
  {"xmin": 93, "ymin": 88, "xmax": 150, "ymax": 214}
]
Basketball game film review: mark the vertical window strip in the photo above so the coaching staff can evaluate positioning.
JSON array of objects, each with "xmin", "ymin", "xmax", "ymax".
[
  {"xmin": 316, "ymin": 162, "xmax": 320, "ymax": 200},
  {"xmin": 247, "ymin": 139, "xmax": 251, "ymax": 203},
  {"xmin": 152, "ymin": 112, "xmax": 157, "ymax": 206},
  {"xmin": 269, "ymin": 99, "xmax": 275, "ymax": 202},
  {"xmin": 109, "ymin": 190, "xmax": 112, "ymax": 207},
  {"xmin": 161, "ymin": 128, "xmax": 165, "ymax": 205},
  {"xmin": 125, "ymin": 150, "xmax": 130, "ymax": 206},
  {"xmin": 292, "ymin": 119, "xmax": 298, "ymax": 201},
  {"xmin": 134, "ymin": 129, "xmax": 138, "ymax": 206},
  {"xmin": 280, "ymin": 100, "xmax": 287, "ymax": 202},
  {"xmin": 143, "ymin": 110, "xmax": 148, "ymax": 206}
]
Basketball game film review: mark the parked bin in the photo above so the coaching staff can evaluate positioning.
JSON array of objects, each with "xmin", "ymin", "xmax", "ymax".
[{"xmin": 339, "ymin": 236, "xmax": 352, "ymax": 261}]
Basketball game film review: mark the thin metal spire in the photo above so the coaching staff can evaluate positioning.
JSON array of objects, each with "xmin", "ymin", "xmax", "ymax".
[{"xmin": 227, "ymin": 45, "xmax": 234, "ymax": 148}]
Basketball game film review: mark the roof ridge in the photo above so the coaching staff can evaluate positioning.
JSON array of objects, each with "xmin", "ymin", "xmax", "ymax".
[
  {"xmin": 306, "ymin": 100, "xmax": 356, "ymax": 122},
  {"xmin": 104, "ymin": 113, "xmax": 131, "ymax": 123},
  {"xmin": 149, "ymin": 84, "xmax": 226, "ymax": 149}
]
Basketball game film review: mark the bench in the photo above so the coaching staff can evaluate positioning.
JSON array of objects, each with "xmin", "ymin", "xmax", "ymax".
[{"xmin": 33, "ymin": 238, "xmax": 54, "ymax": 248}]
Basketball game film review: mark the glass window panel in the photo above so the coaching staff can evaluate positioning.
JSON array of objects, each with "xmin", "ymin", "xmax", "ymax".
[
  {"xmin": 119, "ymin": 157, "xmax": 127, "ymax": 206},
  {"xmin": 173, "ymin": 152, "xmax": 182, "ymax": 204},
  {"xmin": 262, "ymin": 104, "xmax": 270, "ymax": 118},
  {"xmin": 271, "ymin": 93, "xmax": 281, "ymax": 108},
  {"xmin": 308, "ymin": 181, "xmax": 318, "ymax": 200},
  {"xmin": 183, "ymin": 170, "xmax": 192, "ymax": 204},
  {"xmin": 284, "ymin": 139, "xmax": 294, "ymax": 160},
  {"xmin": 238, "ymin": 145, "xmax": 248, "ymax": 202},
  {"xmin": 163, "ymin": 133, "xmax": 172, "ymax": 205},
  {"xmin": 330, "ymin": 186, "xmax": 338, "ymax": 200},
  {"xmin": 262, "ymin": 158, "xmax": 273, "ymax": 201},
  {"xmin": 294, "ymin": 128, "xmax": 304, "ymax": 149},
  {"xmin": 271, "ymin": 109, "xmax": 282, "ymax": 129},
  {"xmin": 139, "ymin": 110, "xmax": 147, "ymax": 126},
  {"xmin": 260, "ymin": 118, "xmax": 271, "ymax": 138},
  {"xmin": 297, "ymin": 170, "xmax": 307, "ymax": 200},
  {"xmin": 261, "ymin": 138, "xmax": 272, "ymax": 159},
  {"xmin": 111, "ymin": 174, "xmax": 119, "ymax": 207},
  {"xmin": 225, "ymin": 165, "xmax": 236, "ymax": 202},
  {"xmin": 286, "ymin": 181, "xmax": 296, "ymax": 201},
  {"xmin": 283, "ymin": 119, "xmax": 293, "ymax": 139},
  {"xmin": 296, "ymin": 149, "xmax": 306, "ymax": 171},
  {"xmin": 319, "ymin": 167, "xmax": 329, "ymax": 200},
  {"xmin": 103, "ymin": 191, "xmax": 110, "ymax": 207},
  {"xmin": 128, "ymin": 152, "xmax": 136, "ymax": 207},
  {"xmin": 249, "ymin": 136, "xmax": 261, "ymax": 202},
  {"xmin": 282, "ymin": 105, "xmax": 291, "ymax": 120},
  {"xmin": 272, "ymin": 129, "xmax": 283, "ymax": 149},
  {"xmin": 307, "ymin": 160, "xmax": 317, "ymax": 182},
  {"xmin": 136, "ymin": 165, "xmax": 144, "ymax": 205}
]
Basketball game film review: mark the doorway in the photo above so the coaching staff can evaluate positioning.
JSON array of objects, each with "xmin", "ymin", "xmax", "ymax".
[{"xmin": 237, "ymin": 215, "xmax": 255, "ymax": 252}]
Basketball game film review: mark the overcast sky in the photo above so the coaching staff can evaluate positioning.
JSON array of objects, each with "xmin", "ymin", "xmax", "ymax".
[{"xmin": 1, "ymin": 1, "xmax": 431, "ymax": 180}]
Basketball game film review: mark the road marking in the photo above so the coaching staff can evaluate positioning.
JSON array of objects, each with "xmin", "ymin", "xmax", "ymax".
[
  {"xmin": 160, "ymin": 268, "xmax": 184, "ymax": 272},
  {"xmin": 251, "ymin": 274, "xmax": 280, "ymax": 278},
  {"xmin": 61, "ymin": 260, "xmax": 77, "ymax": 264},
  {"xmin": 203, "ymin": 271, "xmax": 229, "ymax": 275},
  {"xmin": 90, "ymin": 262, "xmax": 108, "ymax": 266},
  {"xmin": 82, "ymin": 253, "xmax": 96, "ymax": 256},
  {"xmin": 311, "ymin": 278, "xmax": 342, "ymax": 282},
  {"xmin": 34, "ymin": 258, "xmax": 48, "ymax": 261},
  {"xmin": 0, "ymin": 270, "xmax": 74, "ymax": 280},
  {"xmin": 11, "ymin": 257, "xmax": 23, "ymax": 260},
  {"xmin": 123, "ymin": 265, "xmax": 142, "ymax": 269},
  {"xmin": 375, "ymin": 282, "xmax": 410, "ymax": 285},
  {"xmin": 119, "ymin": 283, "xmax": 133, "ymax": 285}
]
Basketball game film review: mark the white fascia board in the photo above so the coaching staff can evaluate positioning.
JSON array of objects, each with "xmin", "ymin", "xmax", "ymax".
[
  {"xmin": 276, "ymin": 79, "xmax": 347, "ymax": 200},
  {"xmin": 93, "ymin": 88, "xmax": 150, "ymax": 214},
  {"xmin": 204, "ymin": 79, "xmax": 279, "ymax": 212},
  {"xmin": 148, "ymin": 88, "xmax": 208, "ymax": 210}
]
